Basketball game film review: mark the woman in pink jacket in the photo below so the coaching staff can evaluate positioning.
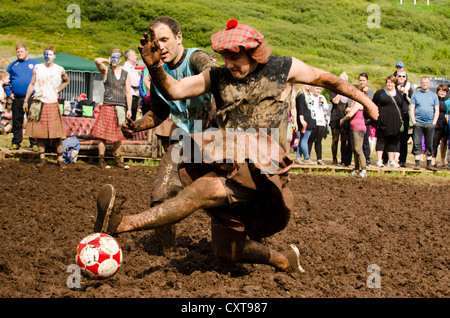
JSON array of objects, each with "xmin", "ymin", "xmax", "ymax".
[{"xmin": 340, "ymin": 86, "xmax": 368, "ymax": 178}]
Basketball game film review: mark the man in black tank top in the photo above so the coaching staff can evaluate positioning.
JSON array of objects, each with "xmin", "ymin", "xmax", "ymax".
[
  {"xmin": 95, "ymin": 20, "xmax": 379, "ymax": 274},
  {"xmin": 93, "ymin": 49, "xmax": 132, "ymax": 169}
]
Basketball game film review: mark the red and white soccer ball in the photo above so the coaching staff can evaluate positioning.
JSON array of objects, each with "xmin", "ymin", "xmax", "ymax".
[{"xmin": 76, "ymin": 233, "xmax": 123, "ymax": 279}]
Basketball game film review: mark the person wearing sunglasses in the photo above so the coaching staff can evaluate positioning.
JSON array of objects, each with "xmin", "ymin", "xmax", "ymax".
[{"xmin": 395, "ymin": 70, "xmax": 413, "ymax": 167}]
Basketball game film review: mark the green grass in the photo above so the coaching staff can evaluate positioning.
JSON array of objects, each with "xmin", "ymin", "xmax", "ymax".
[{"xmin": 1, "ymin": 0, "xmax": 449, "ymax": 88}]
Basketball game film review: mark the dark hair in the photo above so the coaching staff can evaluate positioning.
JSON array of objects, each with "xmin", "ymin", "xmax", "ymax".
[
  {"xmin": 151, "ymin": 16, "xmax": 181, "ymax": 36},
  {"xmin": 359, "ymin": 72, "xmax": 369, "ymax": 80},
  {"xmin": 437, "ymin": 84, "xmax": 448, "ymax": 92}
]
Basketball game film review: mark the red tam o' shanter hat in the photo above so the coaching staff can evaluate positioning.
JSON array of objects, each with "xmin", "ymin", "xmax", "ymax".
[{"xmin": 210, "ymin": 19, "xmax": 264, "ymax": 53}]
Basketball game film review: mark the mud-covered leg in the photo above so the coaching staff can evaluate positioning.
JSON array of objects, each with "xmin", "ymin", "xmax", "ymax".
[
  {"xmin": 151, "ymin": 144, "xmax": 183, "ymax": 253},
  {"xmin": 211, "ymin": 220, "xmax": 303, "ymax": 273},
  {"xmin": 116, "ymin": 171, "xmax": 228, "ymax": 233}
]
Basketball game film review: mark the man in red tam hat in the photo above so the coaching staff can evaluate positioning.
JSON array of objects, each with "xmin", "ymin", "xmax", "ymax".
[{"xmin": 95, "ymin": 20, "xmax": 379, "ymax": 274}]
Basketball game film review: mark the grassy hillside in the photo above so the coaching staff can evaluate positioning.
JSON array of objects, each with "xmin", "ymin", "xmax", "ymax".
[{"xmin": 1, "ymin": 0, "xmax": 449, "ymax": 88}]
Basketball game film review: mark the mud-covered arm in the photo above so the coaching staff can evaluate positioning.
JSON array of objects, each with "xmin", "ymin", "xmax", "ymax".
[
  {"xmin": 288, "ymin": 57, "xmax": 378, "ymax": 121},
  {"xmin": 121, "ymin": 110, "xmax": 163, "ymax": 139}
]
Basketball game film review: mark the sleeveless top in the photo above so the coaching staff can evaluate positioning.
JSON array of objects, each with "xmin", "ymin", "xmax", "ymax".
[
  {"xmin": 34, "ymin": 63, "xmax": 63, "ymax": 103},
  {"xmin": 350, "ymin": 108, "xmax": 367, "ymax": 132},
  {"xmin": 103, "ymin": 67, "xmax": 128, "ymax": 107},
  {"xmin": 209, "ymin": 56, "xmax": 293, "ymax": 151},
  {"xmin": 154, "ymin": 48, "xmax": 214, "ymax": 135}
]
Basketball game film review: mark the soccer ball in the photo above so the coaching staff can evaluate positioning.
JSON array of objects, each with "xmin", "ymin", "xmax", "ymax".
[{"xmin": 76, "ymin": 233, "xmax": 123, "ymax": 279}]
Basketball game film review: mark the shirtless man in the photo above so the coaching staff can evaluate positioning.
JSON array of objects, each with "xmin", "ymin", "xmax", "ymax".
[{"xmin": 95, "ymin": 19, "xmax": 378, "ymax": 273}]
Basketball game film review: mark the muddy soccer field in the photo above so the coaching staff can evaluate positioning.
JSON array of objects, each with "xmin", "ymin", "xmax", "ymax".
[{"xmin": 0, "ymin": 159, "xmax": 448, "ymax": 299}]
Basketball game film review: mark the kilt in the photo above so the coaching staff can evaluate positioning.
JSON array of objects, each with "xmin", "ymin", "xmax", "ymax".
[
  {"xmin": 178, "ymin": 130, "xmax": 294, "ymax": 240},
  {"xmin": 25, "ymin": 102, "xmax": 65, "ymax": 139},
  {"xmin": 92, "ymin": 105, "xmax": 124, "ymax": 142}
]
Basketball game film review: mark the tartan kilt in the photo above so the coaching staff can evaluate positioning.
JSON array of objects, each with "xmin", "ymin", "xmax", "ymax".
[
  {"xmin": 25, "ymin": 102, "xmax": 65, "ymax": 139},
  {"xmin": 92, "ymin": 105, "xmax": 124, "ymax": 142}
]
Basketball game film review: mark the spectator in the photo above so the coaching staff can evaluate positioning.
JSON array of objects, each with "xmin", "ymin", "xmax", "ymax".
[
  {"xmin": 372, "ymin": 75, "xmax": 404, "ymax": 168},
  {"xmin": 308, "ymin": 86, "xmax": 329, "ymax": 165},
  {"xmin": 0, "ymin": 71, "xmax": 13, "ymax": 135},
  {"xmin": 432, "ymin": 84, "xmax": 449, "ymax": 168},
  {"xmin": 410, "ymin": 76, "xmax": 439, "ymax": 171},
  {"xmin": 446, "ymin": 97, "xmax": 450, "ymax": 169},
  {"xmin": 93, "ymin": 49, "xmax": 132, "ymax": 169},
  {"xmin": 329, "ymin": 72, "xmax": 352, "ymax": 165},
  {"xmin": 395, "ymin": 69, "xmax": 413, "ymax": 167},
  {"xmin": 139, "ymin": 67, "xmax": 151, "ymax": 115},
  {"xmin": 4, "ymin": 44, "xmax": 38, "ymax": 151},
  {"xmin": 358, "ymin": 72, "xmax": 374, "ymax": 167},
  {"xmin": 340, "ymin": 85, "xmax": 367, "ymax": 178},
  {"xmin": 23, "ymin": 45, "xmax": 70, "ymax": 168},
  {"xmin": 122, "ymin": 49, "xmax": 141, "ymax": 120},
  {"xmin": 295, "ymin": 85, "xmax": 314, "ymax": 164},
  {"xmin": 393, "ymin": 61, "xmax": 406, "ymax": 78},
  {"xmin": 287, "ymin": 85, "xmax": 298, "ymax": 151}
]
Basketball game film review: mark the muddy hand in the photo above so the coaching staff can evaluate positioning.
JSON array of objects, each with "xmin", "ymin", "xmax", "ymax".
[
  {"xmin": 138, "ymin": 27, "xmax": 161, "ymax": 69},
  {"xmin": 122, "ymin": 117, "xmax": 136, "ymax": 139}
]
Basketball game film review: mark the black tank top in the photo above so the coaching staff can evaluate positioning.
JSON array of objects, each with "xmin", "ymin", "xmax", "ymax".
[{"xmin": 103, "ymin": 67, "xmax": 128, "ymax": 106}]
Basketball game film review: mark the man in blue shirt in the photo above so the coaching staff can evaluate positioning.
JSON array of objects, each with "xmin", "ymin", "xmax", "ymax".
[
  {"xmin": 5, "ymin": 44, "xmax": 38, "ymax": 150},
  {"xmin": 410, "ymin": 76, "xmax": 440, "ymax": 171}
]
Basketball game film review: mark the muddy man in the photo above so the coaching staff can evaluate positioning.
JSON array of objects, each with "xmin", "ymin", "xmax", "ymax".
[{"xmin": 95, "ymin": 18, "xmax": 378, "ymax": 273}]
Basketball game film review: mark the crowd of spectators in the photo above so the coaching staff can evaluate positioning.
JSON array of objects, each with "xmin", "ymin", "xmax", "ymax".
[{"xmin": 290, "ymin": 61, "xmax": 450, "ymax": 174}]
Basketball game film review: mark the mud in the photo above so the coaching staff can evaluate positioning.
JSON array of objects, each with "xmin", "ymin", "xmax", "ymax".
[{"xmin": 0, "ymin": 159, "xmax": 448, "ymax": 299}]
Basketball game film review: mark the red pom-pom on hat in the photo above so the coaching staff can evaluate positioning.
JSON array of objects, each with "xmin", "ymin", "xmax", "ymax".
[{"xmin": 227, "ymin": 19, "xmax": 238, "ymax": 29}]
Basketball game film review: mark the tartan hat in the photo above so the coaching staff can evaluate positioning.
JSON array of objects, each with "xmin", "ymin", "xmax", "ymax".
[{"xmin": 211, "ymin": 19, "xmax": 264, "ymax": 53}]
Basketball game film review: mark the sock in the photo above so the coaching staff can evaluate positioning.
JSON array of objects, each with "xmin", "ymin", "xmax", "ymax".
[
  {"xmin": 39, "ymin": 153, "xmax": 45, "ymax": 159},
  {"xmin": 426, "ymin": 160, "xmax": 431, "ymax": 166}
]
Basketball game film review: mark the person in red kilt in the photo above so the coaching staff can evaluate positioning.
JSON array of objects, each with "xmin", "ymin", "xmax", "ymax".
[
  {"xmin": 24, "ymin": 45, "xmax": 69, "ymax": 168},
  {"xmin": 93, "ymin": 49, "xmax": 132, "ymax": 169}
]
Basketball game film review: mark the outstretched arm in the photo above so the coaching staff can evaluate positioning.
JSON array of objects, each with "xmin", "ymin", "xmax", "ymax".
[
  {"xmin": 138, "ymin": 28, "xmax": 211, "ymax": 101},
  {"xmin": 121, "ymin": 110, "xmax": 163, "ymax": 139},
  {"xmin": 288, "ymin": 58, "xmax": 378, "ymax": 120}
]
